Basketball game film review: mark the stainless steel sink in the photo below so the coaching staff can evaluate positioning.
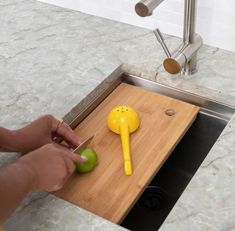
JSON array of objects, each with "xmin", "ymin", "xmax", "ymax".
[
  {"xmin": 62, "ymin": 67, "xmax": 234, "ymax": 230},
  {"xmin": 120, "ymin": 74, "xmax": 234, "ymax": 230}
]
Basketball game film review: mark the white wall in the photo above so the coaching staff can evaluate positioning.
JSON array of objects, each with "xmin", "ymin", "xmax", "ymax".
[{"xmin": 40, "ymin": 0, "xmax": 235, "ymax": 53}]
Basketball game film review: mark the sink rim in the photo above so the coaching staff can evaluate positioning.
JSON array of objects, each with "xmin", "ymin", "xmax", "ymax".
[
  {"xmin": 122, "ymin": 73, "xmax": 235, "ymax": 122},
  {"xmin": 62, "ymin": 69, "xmax": 235, "ymax": 130}
]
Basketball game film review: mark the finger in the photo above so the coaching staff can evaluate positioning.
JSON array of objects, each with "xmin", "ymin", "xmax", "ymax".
[
  {"xmin": 52, "ymin": 119, "xmax": 80, "ymax": 148},
  {"xmin": 46, "ymin": 184, "xmax": 63, "ymax": 192},
  {"xmin": 64, "ymin": 156, "xmax": 76, "ymax": 175},
  {"xmin": 51, "ymin": 116, "xmax": 62, "ymax": 131},
  {"xmin": 46, "ymin": 161, "xmax": 72, "ymax": 192},
  {"xmin": 52, "ymin": 143, "xmax": 71, "ymax": 151},
  {"xmin": 72, "ymin": 153, "xmax": 87, "ymax": 163},
  {"xmin": 59, "ymin": 143, "xmax": 71, "ymax": 150},
  {"xmin": 64, "ymin": 151, "xmax": 87, "ymax": 163}
]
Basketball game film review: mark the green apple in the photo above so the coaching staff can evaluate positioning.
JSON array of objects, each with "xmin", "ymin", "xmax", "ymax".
[{"xmin": 75, "ymin": 147, "xmax": 98, "ymax": 173}]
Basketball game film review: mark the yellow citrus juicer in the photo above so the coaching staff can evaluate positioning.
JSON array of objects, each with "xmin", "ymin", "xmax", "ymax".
[{"xmin": 107, "ymin": 105, "xmax": 140, "ymax": 175}]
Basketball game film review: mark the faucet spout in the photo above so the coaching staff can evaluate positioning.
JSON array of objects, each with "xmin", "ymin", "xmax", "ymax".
[{"xmin": 135, "ymin": 0, "xmax": 165, "ymax": 17}]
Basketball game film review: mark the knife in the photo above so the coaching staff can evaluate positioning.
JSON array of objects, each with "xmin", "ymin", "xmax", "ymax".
[{"xmin": 73, "ymin": 135, "xmax": 94, "ymax": 154}]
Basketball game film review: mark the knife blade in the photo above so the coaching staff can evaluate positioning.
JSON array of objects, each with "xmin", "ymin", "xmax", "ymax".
[{"xmin": 73, "ymin": 135, "xmax": 94, "ymax": 154}]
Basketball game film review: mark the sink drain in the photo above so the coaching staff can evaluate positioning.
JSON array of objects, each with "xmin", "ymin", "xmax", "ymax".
[{"xmin": 137, "ymin": 186, "xmax": 168, "ymax": 211}]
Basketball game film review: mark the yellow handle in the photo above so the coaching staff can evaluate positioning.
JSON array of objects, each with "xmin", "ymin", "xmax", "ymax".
[{"xmin": 120, "ymin": 123, "xmax": 132, "ymax": 175}]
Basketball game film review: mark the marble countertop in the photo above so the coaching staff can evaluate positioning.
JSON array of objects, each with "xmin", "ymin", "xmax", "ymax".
[{"xmin": 0, "ymin": 0, "xmax": 234, "ymax": 230}]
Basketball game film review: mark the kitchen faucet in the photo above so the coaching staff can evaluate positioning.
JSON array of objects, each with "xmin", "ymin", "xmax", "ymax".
[{"xmin": 135, "ymin": 0, "xmax": 203, "ymax": 75}]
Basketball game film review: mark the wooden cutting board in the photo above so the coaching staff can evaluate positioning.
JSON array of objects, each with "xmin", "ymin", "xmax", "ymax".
[{"xmin": 54, "ymin": 83, "xmax": 199, "ymax": 223}]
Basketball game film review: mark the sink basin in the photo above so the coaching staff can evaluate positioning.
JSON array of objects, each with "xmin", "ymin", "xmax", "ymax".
[
  {"xmin": 62, "ymin": 66, "xmax": 234, "ymax": 230},
  {"xmin": 120, "ymin": 73, "xmax": 234, "ymax": 230}
]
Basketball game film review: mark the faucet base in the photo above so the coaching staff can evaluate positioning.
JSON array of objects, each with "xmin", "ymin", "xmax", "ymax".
[
  {"xmin": 181, "ymin": 53, "xmax": 198, "ymax": 76},
  {"xmin": 181, "ymin": 67, "xmax": 198, "ymax": 76},
  {"xmin": 162, "ymin": 34, "xmax": 202, "ymax": 76}
]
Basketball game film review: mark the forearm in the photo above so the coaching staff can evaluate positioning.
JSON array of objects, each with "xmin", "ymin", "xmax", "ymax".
[
  {"xmin": 0, "ymin": 127, "xmax": 20, "ymax": 152},
  {"xmin": 0, "ymin": 127, "xmax": 34, "ymax": 153},
  {"xmin": 0, "ymin": 162, "xmax": 34, "ymax": 223}
]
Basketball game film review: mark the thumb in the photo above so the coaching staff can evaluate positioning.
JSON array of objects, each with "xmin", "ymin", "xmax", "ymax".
[{"xmin": 70, "ymin": 153, "xmax": 87, "ymax": 163}]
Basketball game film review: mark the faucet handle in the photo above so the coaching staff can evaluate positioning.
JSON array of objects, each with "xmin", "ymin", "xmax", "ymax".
[
  {"xmin": 153, "ymin": 28, "xmax": 171, "ymax": 57},
  {"xmin": 154, "ymin": 28, "xmax": 182, "ymax": 74}
]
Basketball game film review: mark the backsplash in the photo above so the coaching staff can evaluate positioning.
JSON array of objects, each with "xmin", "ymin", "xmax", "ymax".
[{"xmin": 39, "ymin": 0, "xmax": 235, "ymax": 53}]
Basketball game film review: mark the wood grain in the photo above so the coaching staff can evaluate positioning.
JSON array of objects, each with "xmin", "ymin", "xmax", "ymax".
[{"xmin": 54, "ymin": 83, "xmax": 199, "ymax": 223}]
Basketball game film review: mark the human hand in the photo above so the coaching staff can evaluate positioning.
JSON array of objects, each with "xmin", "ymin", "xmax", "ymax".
[
  {"xmin": 0, "ymin": 143, "xmax": 85, "ymax": 221},
  {"xmin": 13, "ymin": 114, "xmax": 79, "ymax": 154},
  {"xmin": 16, "ymin": 143, "xmax": 86, "ymax": 192}
]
